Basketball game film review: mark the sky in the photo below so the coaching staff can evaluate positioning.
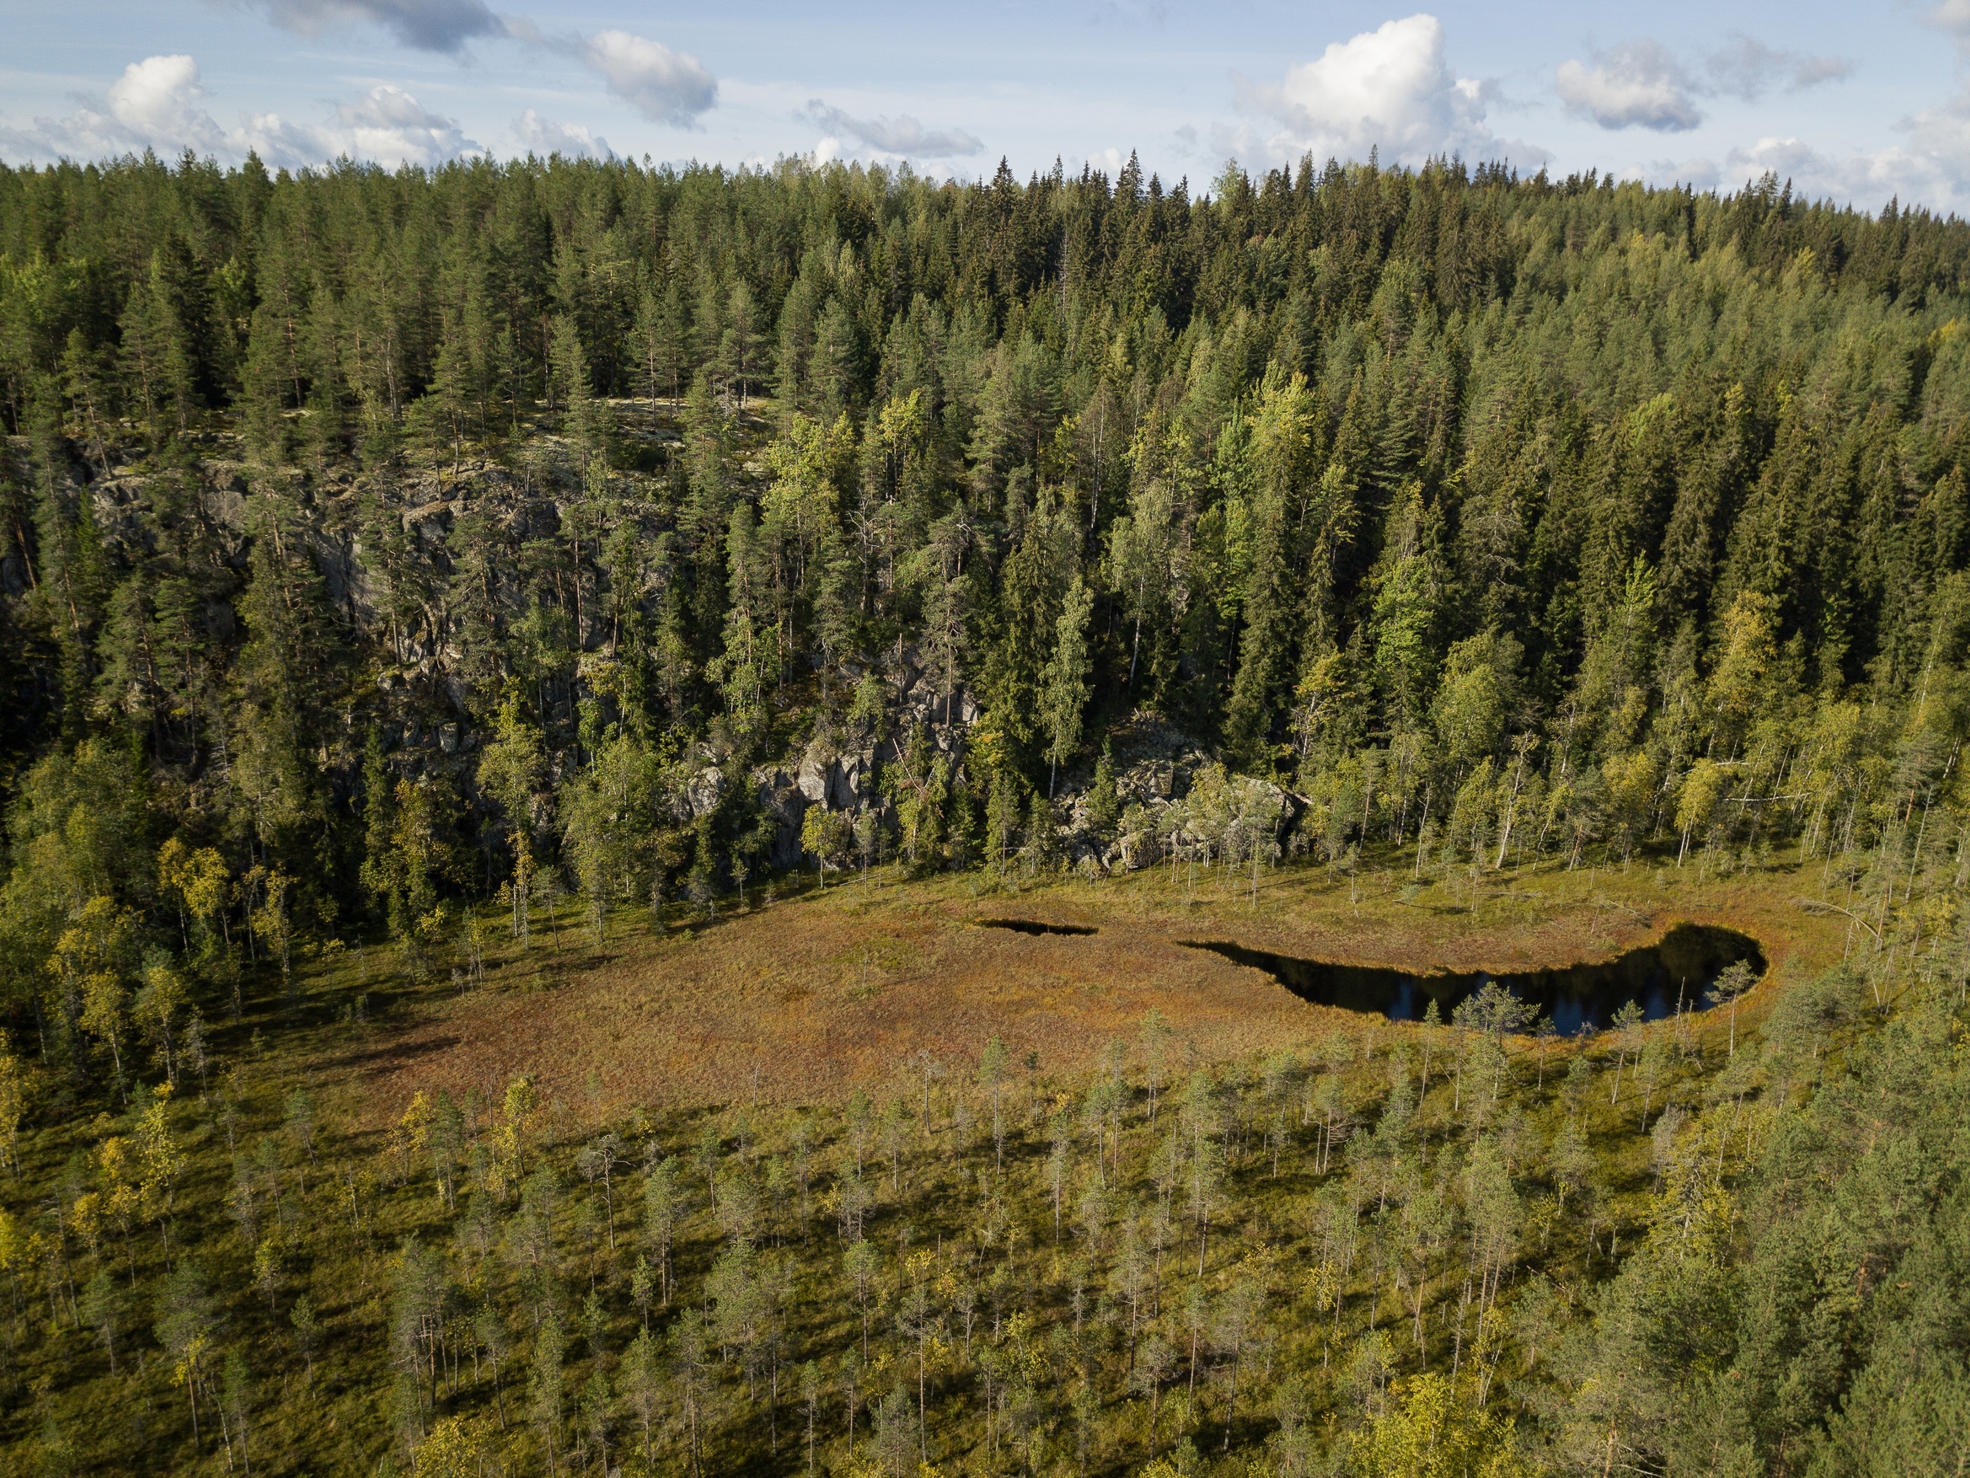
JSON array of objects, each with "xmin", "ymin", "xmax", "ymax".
[{"xmin": 2, "ymin": 2, "xmax": 1968, "ymax": 216}]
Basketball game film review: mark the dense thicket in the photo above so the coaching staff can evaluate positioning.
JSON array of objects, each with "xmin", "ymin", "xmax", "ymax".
[
  {"xmin": 1, "ymin": 150, "xmax": 1969, "ymax": 1474},
  {"xmin": 3, "ymin": 152, "xmax": 1970, "ymax": 935},
  {"xmin": 3, "ymin": 884, "xmax": 1966, "ymax": 1476}
]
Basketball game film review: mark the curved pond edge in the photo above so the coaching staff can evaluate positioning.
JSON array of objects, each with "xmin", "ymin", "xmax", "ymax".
[{"xmin": 1180, "ymin": 922, "xmax": 1767, "ymax": 1033}]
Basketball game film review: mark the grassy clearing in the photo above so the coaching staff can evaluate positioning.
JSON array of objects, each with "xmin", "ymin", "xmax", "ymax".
[
  {"xmin": 309, "ymin": 846, "xmax": 1843, "ymax": 1128},
  {"xmin": 0, "ymin": 849, "xmax": 1854, "ymax": 1474}
]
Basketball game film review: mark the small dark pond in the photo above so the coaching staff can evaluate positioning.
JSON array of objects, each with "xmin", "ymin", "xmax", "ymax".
[
  {"xmin": 1181, "ymin": 923, "xmax": 1765, "ymax": 1033},
  {"xmin": 978, "ymin": 918, "xmax": 1099, "ymax": 937}
]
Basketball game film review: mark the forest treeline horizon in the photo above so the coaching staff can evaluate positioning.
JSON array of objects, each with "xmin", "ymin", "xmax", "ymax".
[
  {"xmin": 0, "ymin": 149, "xmax": 1968, "ymax": 1477},
  {"xmin": 4, "ymin": 149, "xmax": 1969, "ymax": 939}
]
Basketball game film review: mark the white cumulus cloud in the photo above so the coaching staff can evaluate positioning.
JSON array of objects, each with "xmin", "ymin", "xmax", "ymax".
[
  {"xmin": 332, "ymin": 84, "xmax": 477, "ymax": 167},
  {"xmin": 106, "ymin": 54, "xmax": 226, "ymax": 148},
  {"xmin": 0, "ymin": 54, "xmax": 480, "ymax": 170},
  {"xmin": 0, "ymin": 54, "xmax": 233, "ymax": 160},
  {"xmin": 514, "ymin": 109, "xmax": 614, "ymax": 160},
  {"xmin": 244, "ymin": 6, "xmax": 718, "ymax": 131},
  {"xmin": 577, "ymin": 29, "xmax": 717, "ymax": 126},
  {"xmin": 1558, "ymin": 33, "xmax": 1851, "ymax": 134},
  {"xmin": 798, "ymin": 101, "xmax": 982, "ymax": 159},
  {"xmin": 1556, "ymin": 41, "xmax": 1702, "ymax": 132},
  {"xmin": 1235, "ymin": 14, "xmax": 1531, "ymax": 169},
  {"xmin": 247, "ymin": 0, "xmax": 505, "ymax": 53},
  {"xmin": 1698, "ymin": 94, "xmax": 1970, "ymax": 214},
  {"xmin": 1931, "ymin": 0, "xmax": 1970, "ymax": 42},
  {"xmin": 1704, "ymin": 35, "xmax": 1852, "ymax": 99}
]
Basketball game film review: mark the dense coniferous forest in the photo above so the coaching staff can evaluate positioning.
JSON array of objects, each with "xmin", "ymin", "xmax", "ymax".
[{"xmin": 0, "ymin": 150, "xmax": 1968, "ymax": 1475}]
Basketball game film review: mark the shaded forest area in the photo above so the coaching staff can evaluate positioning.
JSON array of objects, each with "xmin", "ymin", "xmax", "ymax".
[
  {"xmin": 3, "ymin": 152, "xmax": 1970, "ymax": 915},
  {"xmin": 0, "ymin": 151, "xmax": 1967, "ymax": 1474}
]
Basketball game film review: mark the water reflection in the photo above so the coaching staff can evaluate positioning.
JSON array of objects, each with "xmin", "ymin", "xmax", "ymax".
[{"xmin": 1181, "ymin": 923, "xmax": 1766, "ymax": 1033}]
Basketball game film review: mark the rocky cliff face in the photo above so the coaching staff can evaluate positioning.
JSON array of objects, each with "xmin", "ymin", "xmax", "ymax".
[
  {"xmin": 749, "ymin": 706, "xmax": 1307, "ymax": 878},
  {"xmin": 12, "ymin": 427, "xmax": 1312, "ymax": 878}
]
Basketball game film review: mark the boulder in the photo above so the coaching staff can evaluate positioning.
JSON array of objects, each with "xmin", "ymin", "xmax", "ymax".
[
  {"xmin": 795, "ymin": 750, "xmax": 830, "ymax": 806},
  {"xmin": 685, "ymin": 766, "xmax": 726, "ymax": 818},
  {"xmin": 797, "ymin": 741, "xmax": 872, "ymax": 811}
]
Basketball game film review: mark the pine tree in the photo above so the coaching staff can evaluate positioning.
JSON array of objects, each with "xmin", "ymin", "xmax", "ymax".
[
  {"xmin": 1225, "ymin": 370, "xmax": 1318, "ymax": 767},
  {"xmin": 1040, "ymin": 573, "xmax": 1095, "ymax": 796},
  {"xmin": 479, "ymin": 690, "xmax": 546, "ymax": 941}
]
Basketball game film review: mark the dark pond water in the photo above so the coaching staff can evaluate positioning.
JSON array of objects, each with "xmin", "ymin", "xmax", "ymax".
[
  {"xmin": 1180, "ymin": 923, "xmax": 1766, "ymax": 1033},
  {"xmin": 978, "ymin": 918, "xmax": 1099, "ymax": 937}
]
